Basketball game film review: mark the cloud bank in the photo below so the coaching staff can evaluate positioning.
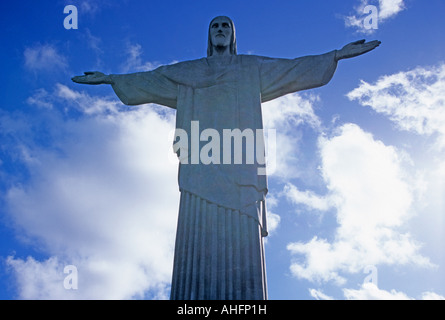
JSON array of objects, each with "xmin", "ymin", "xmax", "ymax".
[
  {"xmin": 285, "ymin": 124, "xmax": 432, "ymax": 285},
  {"xmin": 4, "ymin": 85, "xmax": 180, "ymax": 299},
  {"xmin": 347, "ymin": 63, "xmax": 445, "ymax": 149}
]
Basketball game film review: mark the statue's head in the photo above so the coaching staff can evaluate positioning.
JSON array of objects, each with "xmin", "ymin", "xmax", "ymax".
[{"xmin": 207, "ymin": 16, "xmax": 237, "ymax": 57}]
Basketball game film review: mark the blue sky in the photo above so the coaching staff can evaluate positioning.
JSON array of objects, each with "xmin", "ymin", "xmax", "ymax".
[{"xmin": 1, "ymin": 0, "xmax": 445, "ymax": 299}]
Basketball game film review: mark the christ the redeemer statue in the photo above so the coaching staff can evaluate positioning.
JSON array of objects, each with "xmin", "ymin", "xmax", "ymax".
[{"xmin": 72, "ymin": 16, "xmax": 380, "ymax": 300}]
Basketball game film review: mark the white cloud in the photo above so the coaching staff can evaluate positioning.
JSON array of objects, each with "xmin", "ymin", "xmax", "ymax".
[
  {"xmin": 5, "ymin": 86, "xmax": 180, "ymax": 299},
  {"xmin": 263, "ymin": 193, "xmax": 281, "ymax": 237},
  {"xmin": 120, "ymin": 44, "xmax": 162, "ymax": 73},
  {"xmin": 344, "ymin": 283, "xmax": 412, "ymax": 300},
  {"xmin": 24, "ymin": 44, "xmax": 68, "ymax": 72},
  {"xmin": 420, "ymin": 291, "xmax": 445, "ymax": 300},
  {"xmin": 344, "ymin": 0, "xmax": 405, "ymax": 33},
  {"xmin": 284, "ymin": 183, "xmax": 334, "ymax": 212},
  {"xmin": 266, "ymin": 211, "xmax": 281, "ymax": 236},
  {"xmin": 347, "ymin": 63, "xmax": 445, "ymax": 226},
  {"xmin": 56, "ymin": 83, "xmax": 121, "ymax": 115},
  {"xmin": 262, "ymin": 93, "xmax": 322, "ymax": 131},
  {"xmin": 262, "ymin": 93, "xmax": 322, "ymax": 179},
  {"xmin": 343, "ymin": 283, "xmax": 445, "ymax": 300},
  {"xmin": 6, "ymin": 256, "xmax": 72, "ymax": 300},
  {"xmin": 309, "ymin": 283, "xmax": 445, "ymax": 300},
  {"xmin": 286, "ymin": 124, "xmax": 432, "ymax": 284},
  {"xmin": 379, "ymin": 0, "xmax": 405, "ymax": 19},
  {"xmin": 26, "ymin": 83, "xmax": 122, "ymax": 115},
  {"xmin": 309, "ymin": 288, "xmax": 334, "ymax": 300},
  {"xmin": 80, "ymin": 1, "xmax": 100, "ymax": 15},
  {"xmin": 343, "ymin": 63, "xmax": 445, "ymax": 301},
  {"xmin": 347, "ymin": 63, "xmax": 445, "ymax": 149},
  {"xmin": 259, "ymin": 93, "xmax": 325, "ymax": 237},
  {"xmin": 26, "ymin": 89, "xmax": 54, "ymax": 109}
]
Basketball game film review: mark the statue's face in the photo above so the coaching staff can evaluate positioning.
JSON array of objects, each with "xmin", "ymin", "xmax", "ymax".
[{"xmin": 209, "ymin": 16, "xmax": 232, "ymax": 48}]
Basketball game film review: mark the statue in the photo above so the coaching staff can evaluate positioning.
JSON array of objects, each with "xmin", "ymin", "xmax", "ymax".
[{"xmin": 72, "ymin": 16, "xmax": 380, "ymax": 300}]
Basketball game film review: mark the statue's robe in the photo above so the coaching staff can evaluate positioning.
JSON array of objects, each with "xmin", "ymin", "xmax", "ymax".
[{"xmin": 110, "ymin": 51, "xmax": 338, "ymax": 300}]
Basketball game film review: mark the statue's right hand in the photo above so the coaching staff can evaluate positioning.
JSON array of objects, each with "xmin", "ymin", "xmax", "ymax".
[{"xmin": 71, "ymin": 71, "xmax": 113, "ymax": 85}]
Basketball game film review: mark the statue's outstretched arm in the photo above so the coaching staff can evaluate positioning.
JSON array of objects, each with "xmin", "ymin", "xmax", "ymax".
[
  {"xmin": 335, "ymin": 40, "xmax": 381, "ymax": 61},
  {"xmin": 72, "ymin": 71, "xmax": 114, "ymax": 85}
]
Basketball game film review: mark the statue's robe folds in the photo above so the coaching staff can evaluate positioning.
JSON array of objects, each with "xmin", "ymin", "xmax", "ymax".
[{"xmin": 110, "ymin": 51, "xmax": 338, "ymax": 300}]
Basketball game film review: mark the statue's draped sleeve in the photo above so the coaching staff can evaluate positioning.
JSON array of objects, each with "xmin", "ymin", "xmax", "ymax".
[
  {"xmin": 259, "ymin": 50, "xmax": 338, "ymax": 102},
  {"xmin": 110, "ymin": 69, "xmax": 178, "ymax": 108}
]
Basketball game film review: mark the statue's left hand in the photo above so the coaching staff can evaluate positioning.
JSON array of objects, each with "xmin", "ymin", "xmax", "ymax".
[
  {"xmin": 71, "ymin": 71, "xmax": 114, "ymax": 85},
  {"xmin": 335, "ymin": 40, "xmax": 381, "ymax": 61}
]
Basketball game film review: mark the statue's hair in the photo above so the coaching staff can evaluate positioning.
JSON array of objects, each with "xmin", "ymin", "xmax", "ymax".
[{"xmin": 207, "ymin": 16, "xmax": 237, "ymax": 57}]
